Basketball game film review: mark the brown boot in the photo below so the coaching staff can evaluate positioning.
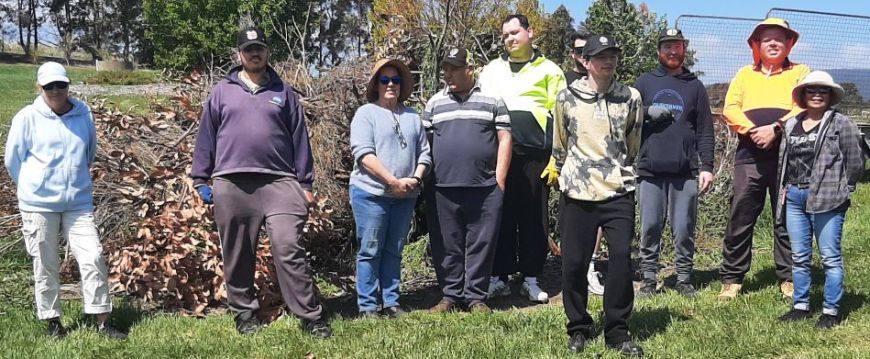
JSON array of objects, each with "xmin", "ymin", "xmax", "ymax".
[
  {"xmin": 718, "ymin": 283, "xmax": 742, "ymax": 300},
  {"xmin": 468, "ymin": 301, "xmax": 492, "ymax": 314},
  {"xmin": 429, "ymin": 298, "xmax": 457, "ymax": 313},
  {"xmin": 780, "ymin": 281, "xmax": 794, "ymax": 298}
]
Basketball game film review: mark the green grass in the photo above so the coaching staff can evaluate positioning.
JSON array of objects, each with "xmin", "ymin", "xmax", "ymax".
[
  {"xmin": 82, "ymin": 71, "xmax": 162, "ymax": 86},
  {"xmin": 2, "ymin": 183, "xmax": 869, "ymax": 358}
]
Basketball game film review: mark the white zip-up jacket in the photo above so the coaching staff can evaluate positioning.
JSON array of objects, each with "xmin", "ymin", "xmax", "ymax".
[{"xmin": 5, "ymin": 96, "xmax": 97, "ymax": 212}]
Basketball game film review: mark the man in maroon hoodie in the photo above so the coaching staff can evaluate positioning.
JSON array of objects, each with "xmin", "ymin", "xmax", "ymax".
[{"xmin": 191, "ymin": 27, "xmax": 331, "ymax": 338}]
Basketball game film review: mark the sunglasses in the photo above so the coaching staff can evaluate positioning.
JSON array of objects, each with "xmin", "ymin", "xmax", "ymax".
[
  {"xmin": 379, "ymin": 75, "xmax": 402, "ymax": 85},
  {"xmin": 42, "ymin": 82, "xmax": 69, "ymax": 90},
  {"xmin": 805, "ymin": 87, "xmax": 830, "ymax": 95},
  {"xmin": 573, "ymin": 46, "xmax": 584, "ymax": 54},
  {"xmin": 390, "ymin": 112, "xmax": 407, "ymax": 149}
]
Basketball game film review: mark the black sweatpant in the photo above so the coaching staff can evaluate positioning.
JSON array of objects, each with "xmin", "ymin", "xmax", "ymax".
[
  {"xmin": 560, "ymin": 192, "xmax": 635, "ymax": 344},
  {"xmin": 429, "ymin": 185, "xmax": 503, "ymax": 303},
  {"xmin": 493, "ymin": 153, "xmax": 550, "ymax": 278},
  {"xmin": 214, "ymin": 174, "xmax": 323, "ymax": 322},
  {"xmin": 720, "ymin": 160, "xmax": 792, "ymax": 284}
]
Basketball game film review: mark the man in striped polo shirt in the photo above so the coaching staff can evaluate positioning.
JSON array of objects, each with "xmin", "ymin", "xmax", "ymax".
[{"xmin": 423, "ymin": 47, "xmax": 513, "ymax": 313}]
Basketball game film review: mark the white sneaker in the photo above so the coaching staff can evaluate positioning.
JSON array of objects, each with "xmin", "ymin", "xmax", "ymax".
[
  {"xmin": 489, "ymin": 277, "xmax": 510, "ymax": 297},
  {"xmin": 521, "ymin": 278, "xmax": 549, "ymax": 303},
  {"xmin": 587, "ymin": 264, "xmax": 604, "ymax": 296}
]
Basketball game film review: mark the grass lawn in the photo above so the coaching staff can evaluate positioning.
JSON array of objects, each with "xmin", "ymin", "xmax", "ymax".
[
  {"xmin": 1, "ymin": 182, "xmax": 869, "ymax": 357},
  {"xmin": 0, "ymin": 64, "xmax": 164, "ymax": 134}
]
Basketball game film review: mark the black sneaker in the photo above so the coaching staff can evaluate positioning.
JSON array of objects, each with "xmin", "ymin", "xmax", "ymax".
[
  {"xmin": 637, "ymin": 280, "xmax": 658, "ymax": 298},
  {"xmin": 380, "ymin": 306, "xmax": 407, "ymax": 319},
  {"xmin": 778, "ymin": 308, "xmax": 812, "ymax": 322},
  {"xmin": 674, "ymin": 281, "xmax": 698, "ymax": 298},
  {"xmin": 235, "ymin": 315, "xmax": 262, "ymax": 335},
  {"xmin": 815, "ymin": 314, "xmax": 841, "ymax": 329},
  {"xmin": 606, "ymin": 340, "xmax": 644, "ymax": 357},
  {"xmin": 567, "ymin": 333, "xmax": 587, "ymax": 353},
  {"xmin": 97, "ymin": 323, "xmax": 128, "ymax": 340},
  {"xmin": 46, "ymin": 318, "xmax": 68, "ymax": 338},
  {"xmin": 301, "ymin": 318, "xmax": 332, "ymax": 339}
]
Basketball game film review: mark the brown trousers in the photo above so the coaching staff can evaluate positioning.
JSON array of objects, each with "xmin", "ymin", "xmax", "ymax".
[
  {"xmin": 720, "ymin": 161, "xmax": 793, "ymax": 284},
  {"xmin": 214, "ymin": 174, "xmax": 323, "ymax": 321}
]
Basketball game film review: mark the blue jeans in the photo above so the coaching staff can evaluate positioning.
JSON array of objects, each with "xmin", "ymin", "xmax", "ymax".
[
  {"xmin": 350, "ymin": 185, "xmax": 416, "ymax": 312},
  {"xmin": 785, "ymin": 185, "xmax": 847, "ymax": 315}
]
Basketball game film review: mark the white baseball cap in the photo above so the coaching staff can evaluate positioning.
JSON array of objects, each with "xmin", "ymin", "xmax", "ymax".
[{"xmin": 37, "ymin": 62, "xmax": 70, "ymax": 86}]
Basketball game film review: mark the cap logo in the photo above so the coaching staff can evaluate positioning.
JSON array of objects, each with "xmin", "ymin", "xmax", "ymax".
[
  {"xmin": 599, "ymin": 36, "xmax": 609, "ymax": 45},
  {"xmin": 667, "ymin": 29, "xmax": 678, "ymax": 36},
  {"xmin": 449, "ymin": 48, "xmax": 459, "ymax": 58},
  {"xmin": 246, "ymin": 30, "xmax": 258, "ymax": 40}
]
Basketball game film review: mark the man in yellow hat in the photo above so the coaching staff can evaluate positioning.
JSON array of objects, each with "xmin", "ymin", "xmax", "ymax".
[{"xmin": 719, "ymin": 18, "xmax": 810, "ymax": 300}]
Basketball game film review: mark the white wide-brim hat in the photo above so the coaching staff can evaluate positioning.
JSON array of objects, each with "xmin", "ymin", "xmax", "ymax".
[{"xmin": 792, "ymin": 71, "xmax": 844, "ymax": 109}]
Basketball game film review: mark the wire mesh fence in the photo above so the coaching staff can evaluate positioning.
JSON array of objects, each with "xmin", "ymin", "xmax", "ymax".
[{"xmin": 676, "ymin": 9, "xmax": 870, "ymax": 121}]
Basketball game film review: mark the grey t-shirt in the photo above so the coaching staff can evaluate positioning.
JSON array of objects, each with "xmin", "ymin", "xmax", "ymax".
[{"xmin": 350, "ymin": 103, "xmax": 431, "ymax": 197}]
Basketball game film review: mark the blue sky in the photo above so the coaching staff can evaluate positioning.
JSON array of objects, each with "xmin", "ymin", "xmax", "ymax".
[{"xmin": 540, "ymin": 0, "xmax": 870, "ymax": 27}]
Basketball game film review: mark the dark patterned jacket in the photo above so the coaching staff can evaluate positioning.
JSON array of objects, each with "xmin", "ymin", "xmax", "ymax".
[{"xmin": 776, "ymin": 109, "xmax": 866, "ymax": 217}]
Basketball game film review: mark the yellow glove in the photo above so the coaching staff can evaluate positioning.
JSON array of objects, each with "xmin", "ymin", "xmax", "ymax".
[{"xmin": 540, "ymin": 156, "xmax": 559, "ymax": 186}]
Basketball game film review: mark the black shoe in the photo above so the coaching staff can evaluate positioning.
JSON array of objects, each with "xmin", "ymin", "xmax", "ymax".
[
  {"xmin": 46, "ymin": 318, "xmax": 68, "ymax": 338},
  {"xmin": 815, "ymin": 314, "xmax": 841, "ymax": 329},
  {"xmin": 301, "ymin": 318, "xmax": 332, "ymax": 339},
  {"xmin": 97, "ymin": 323, "xmax": 128, "ymax": 340},
  {"xmin": 674, "ymin": 281, "xmax": 698, "ymax": 298},
  {"xmin": 567, "ymin": 333, "xmax": 587, "ymax": 353},
  {"xmin": 235, "ymin": 315, "xmax": 262, "ymax": 335},
  {"xmin": 380, "ymin": 306, "xmax": 407, "ymax": 319},
  {"xmin": 606, "ymin": 340, "xmax": 644, "ymax": 357},
  {"xmin": 637, "ymin": 280, "xmax": 658, "ymax": 298},
  {"xmin": 778, "ymin": 308, "xmax": 812, "ymax": 322}
]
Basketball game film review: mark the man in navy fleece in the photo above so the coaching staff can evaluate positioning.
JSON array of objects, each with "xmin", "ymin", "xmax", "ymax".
[
  {"xmin": 633, "ymin": 28, "xmax": 715, "ymax": 298},
  {"xmin": 191, "ymin": 27, "xmax": 331, "ymax": 338}
]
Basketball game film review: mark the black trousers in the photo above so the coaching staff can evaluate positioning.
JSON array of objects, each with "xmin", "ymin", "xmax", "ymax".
[
  {"xmin": 720, "ymin": 160, "xmax": 793, "ymax": 284},
  {"xmin": 429, "ymin": 186, "xmax": 503, "ymax": 303},
  {"xmin": 493, "ymin": 153, "xmax": 550, "ymax": 278},
  {"xmin": 560, "ymin": 192, "xmax": 635, "ymax": 344}
]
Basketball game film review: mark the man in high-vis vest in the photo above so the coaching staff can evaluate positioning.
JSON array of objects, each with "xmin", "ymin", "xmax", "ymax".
[{"xmin": 479, "ymin": 14, "xmax": 566, "ymax": 303}]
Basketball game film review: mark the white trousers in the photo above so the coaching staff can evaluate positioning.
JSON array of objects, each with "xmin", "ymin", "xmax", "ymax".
[{"xmin": 21, "ymin": 210, "xmax": 112, "ymax": 320}]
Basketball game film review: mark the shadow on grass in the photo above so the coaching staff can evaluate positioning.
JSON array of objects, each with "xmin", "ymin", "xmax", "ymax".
[
  {"xmin": 628, "ymin": 306, "xmax": 691, "ymax": 341},
  {"xmin": 66, "ymin": 297, "xmax": 147, "ymax": 333},
  {"xmin": 743, "ymin": 267, "xmax": 781, "ymax": 293}
]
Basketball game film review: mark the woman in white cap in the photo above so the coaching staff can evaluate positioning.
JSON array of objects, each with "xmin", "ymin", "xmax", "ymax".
[
  {"xmin": 348, "ymin": 58, "xmax": 430, "ymax": 317},
  {"xmin": 775, "ymin": 71, "xmax": 865, "ymax": 329},
  {"xmin": 4, "ymin": 62, "xmax": 126, "ymax": 339}
]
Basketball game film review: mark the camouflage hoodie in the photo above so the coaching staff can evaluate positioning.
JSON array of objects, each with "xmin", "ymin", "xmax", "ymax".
[{"xmin": 553, "ymin": 77, "xmax": 643, "ymax": 202}]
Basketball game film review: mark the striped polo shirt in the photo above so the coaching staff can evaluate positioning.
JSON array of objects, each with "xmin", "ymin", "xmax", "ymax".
[{"xmin": 422, "ymin": 85, "xmax": 510, "ymax": 187}]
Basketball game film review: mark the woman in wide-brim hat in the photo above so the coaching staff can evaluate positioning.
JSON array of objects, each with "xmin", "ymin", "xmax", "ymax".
[
  {"xmin": 775, "ymin": 70, "xmax": 866, "ymax": 329},
  {"xmin": 348, "ymin": 58, "xmax": 430, "ymax": 317}
]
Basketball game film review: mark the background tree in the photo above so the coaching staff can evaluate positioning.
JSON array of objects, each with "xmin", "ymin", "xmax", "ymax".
[
  {"xmin": 582, "ymin": 0, "xmax": 665, "ymax": 84},
  {"xmin": 539, "ymin": 4, "xmax": 573, "ymax": 69}
]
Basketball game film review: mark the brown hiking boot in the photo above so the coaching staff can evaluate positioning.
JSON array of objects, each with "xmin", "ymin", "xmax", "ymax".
[
  {"xmin": 718, "ymin": 283, "xmax": 742, "ymax": 300},
  {"xmin": 780, "ymin": 281, "xmax": 794, "ymax": 298},
  {"xmin": 429, "ymin": 298, "xmax": 457, "ymax": 313},
  {"xmin": 468, "ymin": 302, "xmax": 492, "ymax": 314}
]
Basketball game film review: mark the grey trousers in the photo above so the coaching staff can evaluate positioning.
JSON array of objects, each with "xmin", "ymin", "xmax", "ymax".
[
  {"xmin": 214, "ymin": 174, "xmax": 323, "ymax": 321},
  {"xmin": 430, "ymin": 185, "xmax": 503, "ymax": 303},
  {"xmin": 638, "ymin": 176, "xmax": 698, "ymax": 282}
]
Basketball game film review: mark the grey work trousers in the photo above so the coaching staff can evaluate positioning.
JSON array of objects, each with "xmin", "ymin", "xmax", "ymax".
[
  {"xmin": 638, "ymin": 176, "xmax": 698, "ymax": 283},
  {"xmin": 214, "ymin": 174, "xmax": 323, "ymax": 322}
]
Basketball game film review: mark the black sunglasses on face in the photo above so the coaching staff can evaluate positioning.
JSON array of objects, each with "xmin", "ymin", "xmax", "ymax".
[
  {"xmin": 805, "ymin": 87, "xmax": 830, "ymax": 95},
  {"xmin": 43, "ymin": 82, "xmax": 69, "ymax": 90},
  {"xmin": 379, "ymin": 75, "xmax": 402, "ymax": 85},
  {"xmin": 573, "ymin": 46, "xmax": 584, "ymax": 54}
]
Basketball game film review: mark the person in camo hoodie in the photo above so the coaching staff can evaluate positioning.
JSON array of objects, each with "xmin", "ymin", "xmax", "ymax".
[{"xmin": 553, "ymin": 35, "xmax": 644, "ymax": 357}]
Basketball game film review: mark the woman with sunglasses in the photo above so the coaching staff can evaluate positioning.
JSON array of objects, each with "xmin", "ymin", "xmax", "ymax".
[
  {"xmin": 349, "ymin": 58, "xmax": 430, "ymax": 317},
  {"xmin": 4, "ymin": 62, "xmax": 126, "ymax": 339},
  {"xmin": 776, "ymin": 71, "xmax": 865, "ymax": 329}
]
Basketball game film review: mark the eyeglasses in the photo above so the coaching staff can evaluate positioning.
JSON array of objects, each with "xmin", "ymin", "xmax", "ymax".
[
  {"xmin": 805, "ymin": 87, "xmax": 830, "ymax": 95},
  {"xmin": 391, "ymin": 112, "xmax": 407, "ymax": 149},
  {"xmin": 379, "ymin": 76, "xmax": 402, "ymax": 85},
  {"xmin": 42, "ymin": 82, "xmax": 69, "ymax": 90}
]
